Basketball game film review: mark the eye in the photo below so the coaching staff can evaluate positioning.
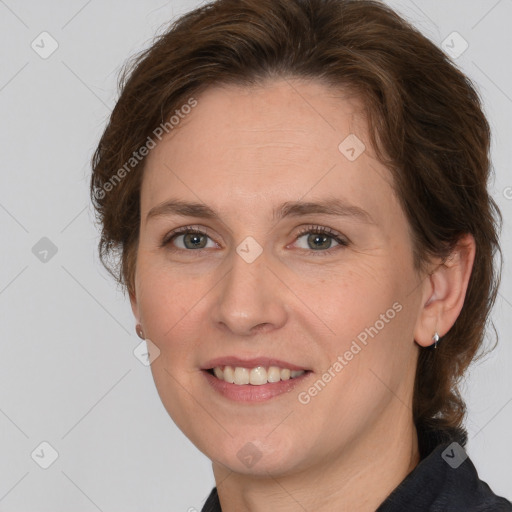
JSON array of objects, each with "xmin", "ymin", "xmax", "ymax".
[
  {"xmin": 293, "ymin": 225, "xmax": 349, "ymax": 255},
  {"xmin": 160, "ymin": 224, "xmax": 349, "ymax": 255},
  {"xmin": 161, "ymin": 226, "xmax": 217, "ymax": 251}
]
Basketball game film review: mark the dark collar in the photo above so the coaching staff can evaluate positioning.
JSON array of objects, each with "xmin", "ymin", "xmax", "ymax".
[
  {"xmin": 201, "ymin": 424, "xmax": 511, "ymax": 511},
  {"xmin": 376, "ymin": 424, "xmax": 511, "ymax": 510}
]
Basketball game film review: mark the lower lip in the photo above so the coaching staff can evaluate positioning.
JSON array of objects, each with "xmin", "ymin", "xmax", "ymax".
[{"xmin": 202, "ymin": 370, "xmax": 311, "ymax": 402}]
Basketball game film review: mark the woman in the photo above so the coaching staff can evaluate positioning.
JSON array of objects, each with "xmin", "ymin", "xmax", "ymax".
[{"xmin": 90, "ymin": 0, "xmax": 511, "ymax": 509}]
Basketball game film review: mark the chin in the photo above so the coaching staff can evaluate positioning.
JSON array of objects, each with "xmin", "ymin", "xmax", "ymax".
[{"xmin": 202, "ymin": 429, "xmax": 308, "ymax": 476}]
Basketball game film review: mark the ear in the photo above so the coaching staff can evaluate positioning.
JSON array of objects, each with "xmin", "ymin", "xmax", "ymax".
[{"xmin": 414, "ymin": 233, "xmax": 476, "ymax": 347}]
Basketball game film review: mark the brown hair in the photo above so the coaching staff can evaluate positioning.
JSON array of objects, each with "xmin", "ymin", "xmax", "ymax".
[{"xmin": 90, "ymin": 0, "xmax": 502, "ymax": 439}]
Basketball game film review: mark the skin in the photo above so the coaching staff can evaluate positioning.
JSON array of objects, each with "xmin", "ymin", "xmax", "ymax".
[{"xmin": 130, "ymin": 78, "xmax": 475, "ymax": 511}]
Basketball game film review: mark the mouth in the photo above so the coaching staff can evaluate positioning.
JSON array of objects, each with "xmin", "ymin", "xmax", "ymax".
[
  {"xmin": 206, "ymin": 365, "xmax": 310, "ymax": 385},
  {"xmin": 201, "ymin": 358, "xmax": 312, "ymax": 402}
]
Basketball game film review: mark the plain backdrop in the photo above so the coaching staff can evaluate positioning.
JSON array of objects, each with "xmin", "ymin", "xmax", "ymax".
[{"xmin": 0, "ymin": 0, "xmax": 511, "ymax": 510}]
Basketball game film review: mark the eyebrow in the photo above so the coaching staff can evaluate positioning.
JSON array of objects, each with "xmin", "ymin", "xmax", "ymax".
[{"xmin": 145, "ymin": 197, "xmax": 375, "ymax": 225}]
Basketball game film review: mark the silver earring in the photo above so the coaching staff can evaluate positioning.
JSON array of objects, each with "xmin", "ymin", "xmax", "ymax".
[
  {"xmin": 432, "ymin": 331, "xmax": 440, "ymax": 349},
  {"xmin": 136, "ymin": 324, "xmax": 145, "ymax": 340}
]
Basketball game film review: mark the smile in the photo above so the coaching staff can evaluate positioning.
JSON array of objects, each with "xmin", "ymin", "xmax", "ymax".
[{"xmin": 209, "ymin": 365, "xmax": 306, "ymax": 385}]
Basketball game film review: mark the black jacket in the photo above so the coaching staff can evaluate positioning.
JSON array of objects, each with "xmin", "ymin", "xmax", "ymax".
[{"xmin": 200, "ymin": 425, "xmax": 512, "ymax": 511}]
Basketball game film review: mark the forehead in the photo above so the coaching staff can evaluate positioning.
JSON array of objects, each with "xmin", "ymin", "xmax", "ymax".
[
  {"xmin": 141, "ymin": 79, "xmax": 397, "ymax": 228},
  {"xmin": 171, "ymin": 79, "xmax": 367, "ymax": 149}
]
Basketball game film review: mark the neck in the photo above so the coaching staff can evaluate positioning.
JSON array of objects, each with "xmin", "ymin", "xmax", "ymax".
[{"xmin": 212, "ymin": 413, "xmax": 420, "ymax": 512}]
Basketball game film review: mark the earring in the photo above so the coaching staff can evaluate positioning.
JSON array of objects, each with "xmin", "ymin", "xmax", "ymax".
[
  {"xmin": 136, "ymin": 324, "xmax": 145, "ymax": 340},
  {"xmin": 432, "ymin": 331, "xmax": 440, "ymax": 349}
]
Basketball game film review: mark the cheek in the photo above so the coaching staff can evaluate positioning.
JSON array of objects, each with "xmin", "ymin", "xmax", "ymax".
[
  {"xmin": 306, "ymin": 263, "xmax": 415, "ymax": 382},
  {"xmin": 302, "ymin": 263, "xmax": 398, "ymax": 332},
  {"xmin": 135, "ymin": 262, "xmax": 205, "ymax": 360},
  {"xmin": 136, "ymin": 267, "xmax": 208, "ymax": 434}
]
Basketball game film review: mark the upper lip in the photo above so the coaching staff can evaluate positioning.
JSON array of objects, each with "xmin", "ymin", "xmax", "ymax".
[{"xmin": 201, "ymin": 356, "xmax": 309, "ymax": 371}]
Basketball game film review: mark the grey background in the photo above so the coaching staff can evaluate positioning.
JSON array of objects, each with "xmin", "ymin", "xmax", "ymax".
[{"xmin": 0, "ymin": 0, "xmax": 511, "ymax": 510}]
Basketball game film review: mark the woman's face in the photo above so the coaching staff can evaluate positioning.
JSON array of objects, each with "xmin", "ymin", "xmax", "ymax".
[{"xmin": 131, "ymin": 79, "xmax": 429, "ymax": 476}]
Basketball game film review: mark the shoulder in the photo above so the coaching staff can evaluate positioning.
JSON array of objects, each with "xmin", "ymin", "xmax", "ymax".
[
  {"xmin": 378, "ymin": 424, "xmax": 512, "ymax": 511},
  {"xmin": 440, "ymin": 449, "xmax": 512, "ymax": 511}
]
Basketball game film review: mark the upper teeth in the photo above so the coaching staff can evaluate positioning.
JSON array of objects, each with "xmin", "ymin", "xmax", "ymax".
[{"xmin": 213, "ymin": 366, "xmax": 305, "ymax": 385}]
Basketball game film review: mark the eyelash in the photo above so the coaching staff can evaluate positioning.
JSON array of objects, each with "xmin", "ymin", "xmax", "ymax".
[
  {"xmin": 294, "ymin": 225, "xmax": 349, "ymax": 255},
  {"xmin": 160, "ymin": 224, "xmax": 349, "ymax": 256}
]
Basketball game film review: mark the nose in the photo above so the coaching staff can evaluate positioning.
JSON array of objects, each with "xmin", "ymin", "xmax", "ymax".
[{"xmin": 211, "ymin": 243, "xmax": 289, "ymax": 337}]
